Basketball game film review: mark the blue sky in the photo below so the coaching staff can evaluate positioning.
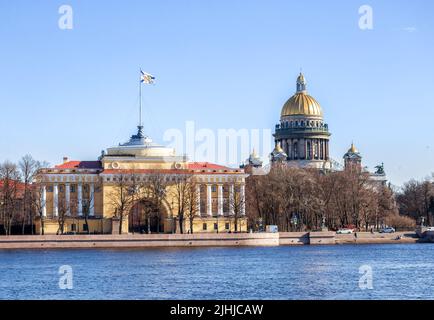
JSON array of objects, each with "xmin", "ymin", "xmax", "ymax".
[{"xmin": 0, "ymin": 0, "xmax": 433, "ymax": 186}]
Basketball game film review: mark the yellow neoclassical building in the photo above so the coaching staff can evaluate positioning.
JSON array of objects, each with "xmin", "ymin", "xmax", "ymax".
[{"xmin": 35, "ymin": 126, "xmax": 248, "ymax": 235}]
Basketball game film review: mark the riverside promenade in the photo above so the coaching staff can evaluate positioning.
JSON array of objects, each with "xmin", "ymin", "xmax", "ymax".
[{"xmin": 0, "ymin": 231, "xmax": 422, "ymax": 249}]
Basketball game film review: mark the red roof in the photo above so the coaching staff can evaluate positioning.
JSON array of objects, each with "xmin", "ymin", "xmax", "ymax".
[
  {"xmin": 55, "ymin": 161, "xmax": 102, "ymax": 170},
  {"xmin": 187, "ymin": 162, "xmax": 231, "ymax": 170},
  {"xmin": 0, "ymin": 180, "xmax": 26, "ymax": 197}
]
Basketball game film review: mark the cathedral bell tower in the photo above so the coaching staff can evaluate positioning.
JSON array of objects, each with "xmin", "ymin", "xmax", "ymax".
[{"xmin": 343, "ymin": 143, "xmax": 362, "ymax": 172}]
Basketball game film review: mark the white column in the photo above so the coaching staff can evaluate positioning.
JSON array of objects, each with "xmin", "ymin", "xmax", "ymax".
[
  {"xmin": 196, "ymin": 184, "xmax": 201, "ymax": 216},
  {"xmin": 77, "ymin": 183, "xmax": 83, "ymax": 216},
  {"xmin": 229, "ymin": 184, "xmax": 235, "ymax": 215},
  {"xmin": 217, "ymin": 184, "xmax": 223, "ymax": 216},
  {"xmin": 89, "ymin": 183, "xmax": 95, "ymax": 216},
  {"xmin": 207, "ymin": 184, "xmax": 212, "ymax": 217},
  {"xmin": 53, "ymin": 184, "xmax": 58, "ymax": 217},
  {"xmin": 240, "ymin": 184, "xmax": 246, "ymax": 216},
  {"xmin": 41, "ymin": 185, "xmax": 47, "ymax": 217},
  {"xmin": 65, "ymin": 184, "xmax": 70, "ymax": 216}
]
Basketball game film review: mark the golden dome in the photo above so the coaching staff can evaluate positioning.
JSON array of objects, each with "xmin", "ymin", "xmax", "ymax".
[
  {"xmin": 348, "ymin": 142, "xmax": 358, "ymax": 153},
  {"xmin": 281, "ymin": 73, "xmax": 323, "ymax": 117},
  {"xmin": 272, "ymin": 142, "xmax": 285, "ymax": 154}
]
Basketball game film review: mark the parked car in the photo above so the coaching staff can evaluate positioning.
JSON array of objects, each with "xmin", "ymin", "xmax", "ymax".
[
  {"xmin": 426, "ymin": 227, "xmax": 434, "ymax": 232},
  {"xmin": 380, "ymin": 227, "xmax": 395, "ymax": 233},
  {"xmin": 336, "ymin": 228, "xmax": 353, "ymax": 234}
]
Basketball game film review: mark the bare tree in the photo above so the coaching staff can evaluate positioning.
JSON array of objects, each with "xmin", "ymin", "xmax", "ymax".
[
  {"xmin": 108, "ymin": 173, "xmax": 136, "ymax": 234},
  {"xmin": 147, "ymin": 173, "xmax": 169, "ymax": 233},
  {"xmin": 229, "ymin": 183, "xmax": 245, "ymax": 233},
  {"xmin": 0, "ymin": 161, "xmax": 22, "ymax": 235},
  {"xmin": 171, "ymin": 174, "xmax": 193, "ymax": 234},
  {"xmin": 184, "ymin": 177, "xmax": 199, "ymax": 234},
  {"xmin": 245, "ymin": 165, "xmax": 402, "ymax": 232},
  {"xmin": 397, "ymin": 178, "xmax": 434, "ymax": 226},
  {"xmin": 18, "ymin": 155, "xmax": 47, "ymax": 234},
  {"xmin": 82, "ymin": 186, "xmax": 96, "ymax": 234}
]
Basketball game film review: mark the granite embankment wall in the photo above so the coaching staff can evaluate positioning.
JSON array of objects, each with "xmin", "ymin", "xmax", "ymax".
[
  {"xmin": 0, "ymin": 231, "xmax": 420, "ymax": 249},
  {"xmin": 0, "ymin": 233, "xmax": 280, "ymax": 249},
  {"xmin": 335, "ymin": 231, "xmax": 418, "ymax": 244}
]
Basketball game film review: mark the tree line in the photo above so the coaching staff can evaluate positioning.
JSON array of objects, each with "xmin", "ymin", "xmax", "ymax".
[
  {"xmin": 1, "ymin": 155, "xmax": 433, "ymax": 234},
  {"xmin": 245, "ymin": 164, "xmax": 426, "ymax": 232},
  {"xmin": 0, "ymin": 155, "xmax": 47, "ymax": 235}
]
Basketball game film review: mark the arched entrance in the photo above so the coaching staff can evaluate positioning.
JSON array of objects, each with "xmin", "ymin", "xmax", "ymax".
[{"xmin": 129, "ymin": 199, "xmax": 168, "ymax": 233}]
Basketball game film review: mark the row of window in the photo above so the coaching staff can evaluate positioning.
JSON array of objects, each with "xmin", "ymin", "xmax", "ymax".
[
  {"xmin": 202, "ymin": 223, "xmax": 230, "ymax": 231},
  {"xmin": 46, "ymin": 185, "xmax": 101, "ymax": 193},
  {"xmin": 281, "ymin": 120, "xmax": 325, "ymax": 128},
  {"xmin": 204, "ymin": 185, "xmax": 241, "ymax": 193},
  {"xmin": 70, "ymin": 223, "xmax": 231, "ymax": 232}
]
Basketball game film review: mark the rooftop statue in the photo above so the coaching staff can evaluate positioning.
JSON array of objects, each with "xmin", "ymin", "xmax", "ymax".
[{"xmin": 374, "ymin": 162, "xmax": 385, "ymax": 175}]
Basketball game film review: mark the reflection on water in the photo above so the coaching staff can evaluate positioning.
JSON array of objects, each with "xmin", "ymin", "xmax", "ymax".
[{"xmin": 0, "ymin": 244, "xmax": 434, "ymax": 300}]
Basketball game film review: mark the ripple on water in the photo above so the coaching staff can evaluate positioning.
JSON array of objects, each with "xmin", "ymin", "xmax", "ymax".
[{"xmin": 0, "ymin": 244, "xmax": 434, "ymax": 299}]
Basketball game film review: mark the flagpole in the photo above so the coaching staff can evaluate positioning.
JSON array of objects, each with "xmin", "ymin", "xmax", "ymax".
[{"xmin": 139, "ymin": 69, "xmax": 142, "ymax": 127}]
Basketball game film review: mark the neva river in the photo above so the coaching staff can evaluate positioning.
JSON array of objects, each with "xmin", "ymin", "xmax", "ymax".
[{"xmin": 1, "ymin": 244, "xmax": 433, "ymax": 300}]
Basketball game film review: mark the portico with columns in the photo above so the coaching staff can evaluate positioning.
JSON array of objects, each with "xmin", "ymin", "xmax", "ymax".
[{"xmin": 36, "ymin": 168, "xmax": 103, "ymax": 234}]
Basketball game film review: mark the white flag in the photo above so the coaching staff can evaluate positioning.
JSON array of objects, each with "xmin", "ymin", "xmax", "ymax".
[{"xmin": 140, "ymin": 70, "xmax": 155, "ymax": 84}]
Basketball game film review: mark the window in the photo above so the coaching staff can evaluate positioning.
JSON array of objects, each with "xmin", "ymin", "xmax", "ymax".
[
  {"xmin": 307, "ymin": 141, "xmax": 312, "ymax": 159},
  {"xmin": 70, "ymin": 185, "xmax": 76, "ymax": 193},
  {"xmin": 83, "ymin": 224, "xmax": 89, "ymax": 232},
  {"xmin": 202, "ymin": 223, "xmax": 207, "ymax": 231},
  {"xmin": 59, "ymin": 185, "xmax": 64, "ymax": 193},
  {"xmin": 211, "ymin": 185, "xmax": 217, "ymax": 192},
  {"xmin": 47, "ymin": 186, "xmax": 53, "ymax": 192},
  {"xmin": 225, "ymin": 223, "xmax": 230, "ymax": 230},
  {"xmin": 71, "ymin": 224, "xmax": 76, "ymax": 232},
  {"xmin": 214, "ymin": 223, "xmax": 218, "ymax": 230}
]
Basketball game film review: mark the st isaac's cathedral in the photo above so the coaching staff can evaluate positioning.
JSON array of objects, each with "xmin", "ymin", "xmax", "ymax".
[
  {"xmin": 270, "ymin": 73, "xmax": 331, "ymax": 169},
  {"xmin": 246, "ymin": 73, "xmax": 387, "ymax": 184}
]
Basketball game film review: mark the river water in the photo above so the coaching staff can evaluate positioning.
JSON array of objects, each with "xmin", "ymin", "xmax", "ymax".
[{"xmin": 0, "ymin": 244, "xmax": 433, "ymax": 300}]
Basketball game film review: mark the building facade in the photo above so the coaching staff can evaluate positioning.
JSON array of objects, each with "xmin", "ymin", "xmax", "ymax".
[
  {"xmin": 35, "ymin": 126, "xmax": 248, "ymax": 235},
  {"xmin": 272, "ymin": 73, "xmax": 332, "ymax": 169}
]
